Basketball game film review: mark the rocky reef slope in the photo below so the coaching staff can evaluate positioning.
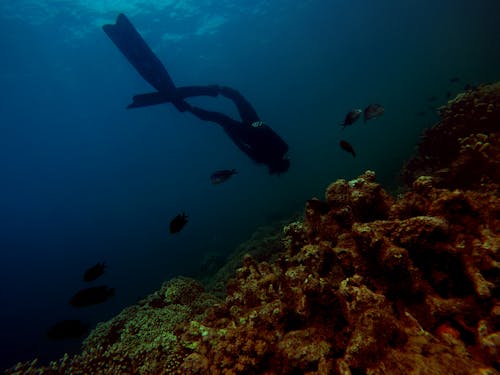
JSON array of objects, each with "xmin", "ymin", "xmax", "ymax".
[{"xmin": 7, "ymin": 83, "xmax": 499, "ymax": 374}]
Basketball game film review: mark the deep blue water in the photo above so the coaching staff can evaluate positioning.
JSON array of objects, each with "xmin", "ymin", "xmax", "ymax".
[{"xmin": 1, "ymin": 0, "xmax": 499, "ymax": 370}]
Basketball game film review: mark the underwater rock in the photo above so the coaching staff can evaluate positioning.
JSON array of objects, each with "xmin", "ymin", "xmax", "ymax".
[{"xmin": 402, "ymin": 81, "xmax": 500, "ymax": 190}]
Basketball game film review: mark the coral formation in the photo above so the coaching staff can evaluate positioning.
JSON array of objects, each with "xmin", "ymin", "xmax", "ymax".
[
  {"xmin": 179, "ymin": 171, "xmax": 499, "ymax": 374},
  {"xmin": 402, "ymin": 82, "xmax": 500, "ymax": 190},
  {"xmin": 6, "ymin": 82, "xmax": 499, "ymax": 374}
]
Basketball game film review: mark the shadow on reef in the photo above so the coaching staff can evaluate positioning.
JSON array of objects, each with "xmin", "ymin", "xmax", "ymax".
[{"xmin": 6, "ymin": 83, "xmax": 500, "ymax": 374}]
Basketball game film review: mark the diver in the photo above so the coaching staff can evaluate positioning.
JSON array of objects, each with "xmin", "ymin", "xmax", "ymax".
[{"xmin": 103, "ymin": 13, "xmax": 290, "ymax": 175}]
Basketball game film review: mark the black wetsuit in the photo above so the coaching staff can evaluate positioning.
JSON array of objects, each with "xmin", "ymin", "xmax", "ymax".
[
  {"xmin": 102, "ymin": 13, "xmax": 290, "ymax": 175},
  {"xmin": 172, "ymin": 86, "xmax": 289, "ymax": 174}
]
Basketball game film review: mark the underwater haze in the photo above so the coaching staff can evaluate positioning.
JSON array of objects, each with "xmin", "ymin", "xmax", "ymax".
[{"xmin": 1, "ymin": 0, "xmax": 499, "ymax": 370}]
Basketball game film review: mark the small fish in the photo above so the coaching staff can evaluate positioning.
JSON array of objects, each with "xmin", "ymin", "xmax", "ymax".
[
  {"xmin": 427, "ymin": 96, "xmax": 437, "ymax": 102},
  {"xmin": 83, "ymin": 262, "xmax": 106, "ymax": 282},
  {"xmin": 47, "ymin": 319, "xmax": 89, "ymax": 340},
  {"xmin": 169, "ymin": 212, "xmax": 188, "ymax": 234},
  {"xmin": 417, "ymin": 111, "xmax": 427, "ymax": 117},
  {"xmin": 449, "ymin": 77, "xmax": 460, "ymax": 83},
  {"xmin": 363, "ymin": 104, "xmax": 384, "ymax": 123},
  {"xmin": 445, "ymin": 91, "xmax": 452, "ymax": 99},
  {"xmin": 339, "ymin": 140, "xmax": 356, "ymax": 157},
  {"xmin": 69, "ymin": 285, "xmax": 115, "ymax": 307},
  {"xmin": 340, "ymin": 109, "xmax": 362, "ymax": 129},
  {"xmin": 210, "ymin": 169, "xmax": 237, "ymax": 184},
  {"xmin": 464, "ymin": 83, "xmax": 477, "ymax": 91}
]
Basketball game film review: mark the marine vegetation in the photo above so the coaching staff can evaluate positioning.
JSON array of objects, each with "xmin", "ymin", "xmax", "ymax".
[{"xmin": 6, "ymin": 82, "xmax": 499, "ymax": 374}]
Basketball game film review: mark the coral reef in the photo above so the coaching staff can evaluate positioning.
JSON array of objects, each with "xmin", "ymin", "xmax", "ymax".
[
  {"xmin": 201, "ymin": 221, "xmax": 288, "ymax": 297},
  {"xmin": 180, "ymin": 171, "xmax": 499, "ymax": 374},
  {"xmin": 6, "ymin": 82, "xmax": 499, "ymax": 374},
  {"xmin": 402, "ymin": 82, "xmax": 500, "ymax": 190}
]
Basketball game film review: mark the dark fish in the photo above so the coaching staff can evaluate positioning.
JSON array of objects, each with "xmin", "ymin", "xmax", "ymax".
[
  {"xmin": 340, "ymin": 109, "xmax": 362, "ymax": 129},
  {"xmin": 69, "ymin": 285, "xmax": 115, "ymax": 307},
  {"xmin": 339, "ymin": 140, "xmax": 356, "ymax": 157},
  {"xmin": 169, "ymin": 212, "xmax": 188, "ymax": 233},
  {"xmin": 464, "ymin": 83, "xmax": 477, "ymax": 91},
  {"xmin": 417, "ymin": 111, "xmax": 427, "ymax": 117},
  {"xmin": 83, "ymin": 262, "xmax": 106, "ymax": 282},
  {"xmin": 445, "ymin": 91, "xmax": 452, "ymax": 99},
  {"xmin": 363, "ymin": 104, "xmax": 384, "ymax": 123},
  {"xmin": 210, "ymin": 169, "xmax": 237, "ymax": 184},
  {"xmin": 427, "ymin": 96, "xmax": 437, "ymax": 102},
  {"xmin": 449, "ymin": 77, "xmax": 460, "ymax": 83},
  {"xmin": 47, "ymin": 319, "xmax": 89, "ymax": 340}
]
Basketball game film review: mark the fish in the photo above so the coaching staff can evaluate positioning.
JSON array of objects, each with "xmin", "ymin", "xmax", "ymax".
[
  {"xmin": 210, "ymin": 169, "xmax": 237, "ymax": 184},
  {"xmin": 47, "ymin": 319, "xmax": 89, "ymax": 340},
  {"xmin": 427, "ymin": 96, "xmax": 437, "ymax": 102},
  {"xmin": 464, "ymin": 83, "xmax": 477, "ymax": 91},
  {"xmin": 363, "ymin": 104, "xmax": 384, "ymax": 123},
  {"xmin": 449, "ymin": 77, "xmax": 460, "ymax": 83},
  {"xmin": 339, "ymin": 140, "xmax": 356, "ymax": 157},
  {"xmin": 417, "ymin": 111, "xmax": 427, "ymax": 117},
  {"xmin": 169, "ymin": 212, "xmax": 188, "ymax": 233},
  {"xmin": 340, "ymin": 109, "xmax": 362, "ymax": 129},
  {"xmin": 69, "ymin": 285, "xmax": 115, "ymax": 307},
  {"xmin": 83, "ymin": 262, "xmax": 106, "ymax": 282}
]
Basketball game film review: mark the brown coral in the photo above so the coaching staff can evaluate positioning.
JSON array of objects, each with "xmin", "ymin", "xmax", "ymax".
[
  {"xmin": 180, "ymin": 172, "xmax": 498, "ymax": 374},
  {"xmin": 402, "ymin": 82, "xmax": 500, "ymax": 190}
]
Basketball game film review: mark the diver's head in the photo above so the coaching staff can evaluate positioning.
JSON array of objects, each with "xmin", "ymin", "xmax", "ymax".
[{"xmin": 268, "ymin": 157, "xmax": 290, "ymax": 175}]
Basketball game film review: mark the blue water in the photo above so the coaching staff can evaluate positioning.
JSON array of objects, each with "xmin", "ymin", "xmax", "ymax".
[{"xmin": 1, "ymin": 0, "xmax": 499, "ymax": 369}]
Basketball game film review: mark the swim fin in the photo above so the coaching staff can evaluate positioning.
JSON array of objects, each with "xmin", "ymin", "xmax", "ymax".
[
  {"xmin": 102, "ymin": 13, "xmax": 176, "ymax": 95},
  {"xmin": 127, "ymin": 92, "xmax": 172, "ymax": 109}
]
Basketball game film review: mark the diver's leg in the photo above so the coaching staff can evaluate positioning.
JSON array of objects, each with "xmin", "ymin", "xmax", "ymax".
[
  {"xmin": 175, "ymin": 85, "xmax": 220, "ymax": 99},
  {"xmin": 186, "ymin": 105, "xmax": 257, "ymax": 161},
  {"xmin": 127, "ymin": 86, "xmax": 220, "ymax": 109},
  {"xmin": 219, "ymin": 86, "xmax": 260, "ymax": 123},
  {"xmin": 185, "ymin": 104, "xmax": 235, "ymax": 125}
]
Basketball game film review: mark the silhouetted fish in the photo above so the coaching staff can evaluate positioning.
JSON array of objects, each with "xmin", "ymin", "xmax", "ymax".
[
  {"xmin": 464, "ymin": 83, "xmax": 477, "ymax": 91},
  {"xmin": 363, "ymin": 104, "xmax": 384, "ymax": 123},
  {"xmin": 339, "ymin": 140, "xmax": 356, "ymax": 157},
  {"xmin": 427, "ymin": 96, "xmax": 437, "ymax": 102},
  {"xmin": 449, "ymin": 77, "xmax": 460, "ymax": 83},
  {"xmin": 210, "ymin": 169, "xmax": 237, "ymax": 184},
  {"xmin": 340, "ymin": 109, "xmax": 362, "ymax": 129},
  {"xmin": 69, "ymin": 285, "xmax": 115, "ymax": 307},
  {"xmin": 417, "ymin": 111, "xmax": 427, "ymax": 117},
  {"xmin": 83, "ymin": 262, "xmax": 106, "ymax": 282},
  {"xmin": 47, "ymin": 319, "xmax": 89, "ymax": 340},
  {"xmin": 170, "ymin": 212, "xmax": 188, "ymax": 234}
]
